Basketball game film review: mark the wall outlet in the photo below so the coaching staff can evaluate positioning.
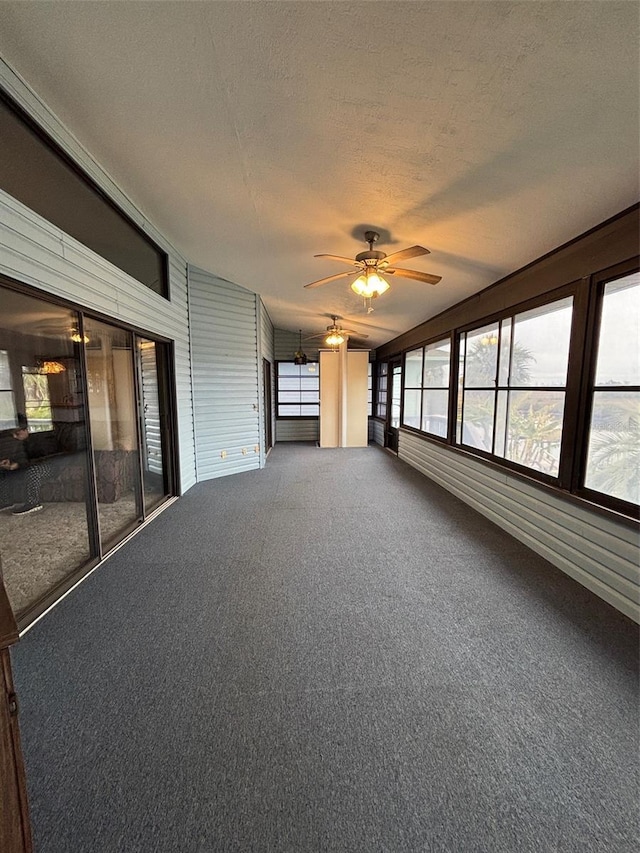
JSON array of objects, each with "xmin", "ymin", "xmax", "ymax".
[{"xmin": 220, "ymin": 450, "xmax": 227, "ymax": 459}]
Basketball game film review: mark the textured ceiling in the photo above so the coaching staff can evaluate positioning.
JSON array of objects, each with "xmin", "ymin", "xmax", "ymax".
[{"xmin": 0, "ymin": 1, "xmax": 638, "ymax": 349}]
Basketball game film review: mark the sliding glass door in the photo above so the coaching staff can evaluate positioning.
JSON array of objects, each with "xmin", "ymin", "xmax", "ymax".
[
  {"xmin": 0, "ymin": 277, "xmax": 176, "ymax": 626},
  {"xmin": 0, "ymin": 287, "xmax": 92, "ymax": 616},
  {"xmin": 84, "ymin": 319, "xmax": 142, "ymax": 551},
  {"xmin": 137, "ymin": 337, "xmax": 168, "ymax": 513}
]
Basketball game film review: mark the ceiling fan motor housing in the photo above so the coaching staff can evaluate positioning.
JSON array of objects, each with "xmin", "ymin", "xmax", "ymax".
[{"xmin": 355, "ymin": 250, "xmax": 386, "ymax": 264}]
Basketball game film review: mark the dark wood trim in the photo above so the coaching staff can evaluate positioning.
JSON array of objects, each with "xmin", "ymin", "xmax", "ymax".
[
  {"xmin": 377, "ymin": 205, "xmax": 639, "ymax": 360},
  {"xmin": 0, "ymin": 274, "xmax": 175, "ymax": 344},
  {"xmin": 377, "ymin": 211, "xmax": 640, "ymax": 521},
  {"xmin": 77, "ymin": 315, "xmax": 103, "ymax": 564},
  {"xmin": 0, "ymin": 87, "xmax": 169, "ymax": 300},
  {"xmin": 0, "ymin": 575, "xmax": 33, "ymax": 852},
  {"xmin": 558, "ymin": 277, "xmax": 591, "ymax": 489}
]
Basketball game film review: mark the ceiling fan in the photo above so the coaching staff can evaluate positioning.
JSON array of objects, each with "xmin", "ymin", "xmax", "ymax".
[
  {"xmin": 303, "ymin": 231, "xmax": 442, "ymax": 308},
  {"xmin": 305, "ymin": 316, "xmax": 369, "ymax": 347}
]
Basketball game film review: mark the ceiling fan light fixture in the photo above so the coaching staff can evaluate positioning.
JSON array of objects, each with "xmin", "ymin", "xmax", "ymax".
[
  {"xmin": 351, "ymin": 268, "xmax": 390, "ymax": 298},
  {"xmin": 39, "ymin": 359, "xmax": 66, "ymax": 374},
  {"xmin": 294, "ymin": 329, "xmax": 308, "ymax": 365},
  {"xmin": 325, "ymin": 332, "xmax": 345, "ymax": 347},
  {"xmin": 70, "ymin": 326, "xmax": 89, "ymax": 344}
]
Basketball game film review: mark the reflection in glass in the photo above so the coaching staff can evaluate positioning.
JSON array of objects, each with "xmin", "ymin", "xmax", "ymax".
[
  {"xmin": 0, "ymin": 286, "xmax": 91, "ymax": 617},
  {"xmin": 422, "ymin": 390, "xmax": 448, "ymax": 437},
  {"xmin": 404, "ymin": 349, "xmax": 423, "ymax": 387},
  {"xmin": 424, "ymin": 340, "xmax": 450, "ymax": 387},
  {"xmin": 464, "ymin": 326, "xmax": 499, "ymax": 388},
  {"xmin": 376, "ymin": 363, "xmax": 388, "ymax": 418},
  {"xmin": 137, "ymin": 339, "xmax": 167, "ymax": 512},
  {"xmin": 403, "ymin": 389, "xmax": 421, "ymax": 429},
  {"xmin": 585, "ymin": 391, "xmax": 640, "ymax": 504},
  {"xmin": 505, "ymin": 390, "xmax": 565, "ymax": 476},
  {"xmin": 85, "ymin": 319, "xmax": 142, "ymax": 551},
  {"xmin": 390, "ymin": 365, "xmax": 402, "ymax": 429},
  {"xmin": 595, "ymin": 274, "xmax": 639, "ymax": 386},
  {"xmin": 461, "ymin": 390, "xmax": 494, "ymax": 450},
  {"xmin": 511, "ymin": 298, "xmax": 573, "ymax": 386}
]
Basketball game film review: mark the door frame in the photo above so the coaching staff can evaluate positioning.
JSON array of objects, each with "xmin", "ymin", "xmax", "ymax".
[
  {"xmin": 263, "ymin": 358, "xmax": 273, "ymax": 453},
  {"xmin": 385, "ymin": 357, "xmax": 402, "ymax": 452}
]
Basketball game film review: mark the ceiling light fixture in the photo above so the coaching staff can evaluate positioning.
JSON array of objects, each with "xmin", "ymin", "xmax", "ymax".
[
  {"xmin": 325, "ymin": 331, "xmax": 345, "ymax": 347},
  {"xmin": 351, "ymin": 267, "xmax": 390, "ymax": 299},
  {"xmin": 480, "ymin": 332, "xmax": 499, "ymax": 346},
  {"xmin": 293, "ymin": 329, "xmax": 308, "ymax": 365},
  {"xmin": 38, "ymin": 359, "xmax": 66, "ymax": 374},
  {"xmin": 70, "ymin": 325, "xmax": 89, "ymax": 344},
  {"xmin": 351, "ymin": 267, "xmax": 390, "ymax": 313}
]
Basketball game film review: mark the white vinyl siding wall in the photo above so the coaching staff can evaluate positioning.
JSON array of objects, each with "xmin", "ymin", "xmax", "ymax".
[
  {"xmin": 0, "ymin": 58, "xmax": 196, "ymax": 492},
  {"xmin": 399, "ymin": 429, "xmax": 640, "ymax": 623},
  {"xmin": 188, "ymin": 266, "xmax": 261, "ymax": 479}
]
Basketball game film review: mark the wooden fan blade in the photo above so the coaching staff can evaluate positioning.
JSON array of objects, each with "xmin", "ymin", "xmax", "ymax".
[
  {"xmin": 340, "ymin": 329, "xmax": 369, "ymax": 338},
  {"xmin": 380, "ymin": 245, "xmax": 430, "ymax": 266},
  {"xmin": 385, "ymin": 268, "xmax": 441, "ymax": 285},
  {"xmin": 303, "ymin": 271, "xmax": 359, "ymax": 289},
  {"xmin": 313, "ymin": 254, "xmax": 360, "ymax": 266}
]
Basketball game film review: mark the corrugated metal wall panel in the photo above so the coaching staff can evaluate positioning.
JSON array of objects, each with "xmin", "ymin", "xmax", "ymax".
[
  {"xmin": 0, "ymin": 60, "xmax": 197, "ymax": 495},
  {"xmin": 188, "ymin": 266, "xmax": 261, "ymax": 480},
  {"xmin": 398, "ymin": 429, "xmax": 640, "ymax": 622},
  {"xmin": 276, "ymin": 420, "xmax": 319, "ymax": 442}
]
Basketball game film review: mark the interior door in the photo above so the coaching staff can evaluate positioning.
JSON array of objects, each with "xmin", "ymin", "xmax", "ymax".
[
  {"xmin": 385, "ymin": 359, "xmax": 402, "ymax": 452},
  {"xmin": 263, "ymin": 358, "xmax": 273, "ymax": 453}
]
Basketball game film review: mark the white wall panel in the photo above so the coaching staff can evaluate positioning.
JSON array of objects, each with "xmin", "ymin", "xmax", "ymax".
[
  {"xmin": 399, "ymin": 429, "xmax": 640, "ymax": 623},
  {"xmin": 188, "ymin": 266, "xmax": 261, "ymax": 479}
]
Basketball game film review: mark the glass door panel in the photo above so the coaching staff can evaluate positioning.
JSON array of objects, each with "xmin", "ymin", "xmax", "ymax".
[
  {"xmin": 386, "ymin": 360, "xmax": 402, "ymax": 452},
  {"xmin": 84, "ymin": 319, "xmax": 142, "ymax": 550},
  {"xmin": 0, "ymin": 284, "xmax": 92, "ymax": 618},
  {"xmin": 137, "ymin": 338, "xmax": 167, "ymax": 512}
]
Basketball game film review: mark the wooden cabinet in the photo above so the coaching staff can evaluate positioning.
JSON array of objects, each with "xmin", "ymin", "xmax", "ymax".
[{"xmin": 319, "ymin": 348, "xmax": 369, "ymax": 447}]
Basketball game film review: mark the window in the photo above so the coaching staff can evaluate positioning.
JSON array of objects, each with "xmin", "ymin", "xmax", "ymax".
[
  {"xmin": 0, "ymin": 350, "xmax": 15, "ymax": 429},
  {"xmin": 402, "ymin": 339, "xmax": 450, "ymax": 438},
  {"xmin": 0, "ymin": 93, "xmax": 168, "ymax": 297},
  {"xmin": 376, "ymin": 362, "xmax": 388, "ymax": 418},
  {"xmin": 457, "ymin": 296, "xmax": 574, "ymax": 478},
  {"xmin": 0, "ymin": 277, "xmax": 176, "ymax": 626},
  {"xmin": 367, "ymin": 362, "xmax": 373, "ymax": 417},
  {"xmin": 583, "ymin": 272, "xmax": 639, "ymax": 507},
  {"xmin": 22, "ymin": 367, "xmax": 53, "ymax": 432},
  {"xmin": 276, "ymin": 362, "xmax": 319, "ymax": 416}
]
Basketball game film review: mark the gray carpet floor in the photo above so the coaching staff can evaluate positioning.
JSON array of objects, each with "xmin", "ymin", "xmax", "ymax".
[{"xmin": 12, "ymin": 443, "xmax": 640, "ymax": 852}]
